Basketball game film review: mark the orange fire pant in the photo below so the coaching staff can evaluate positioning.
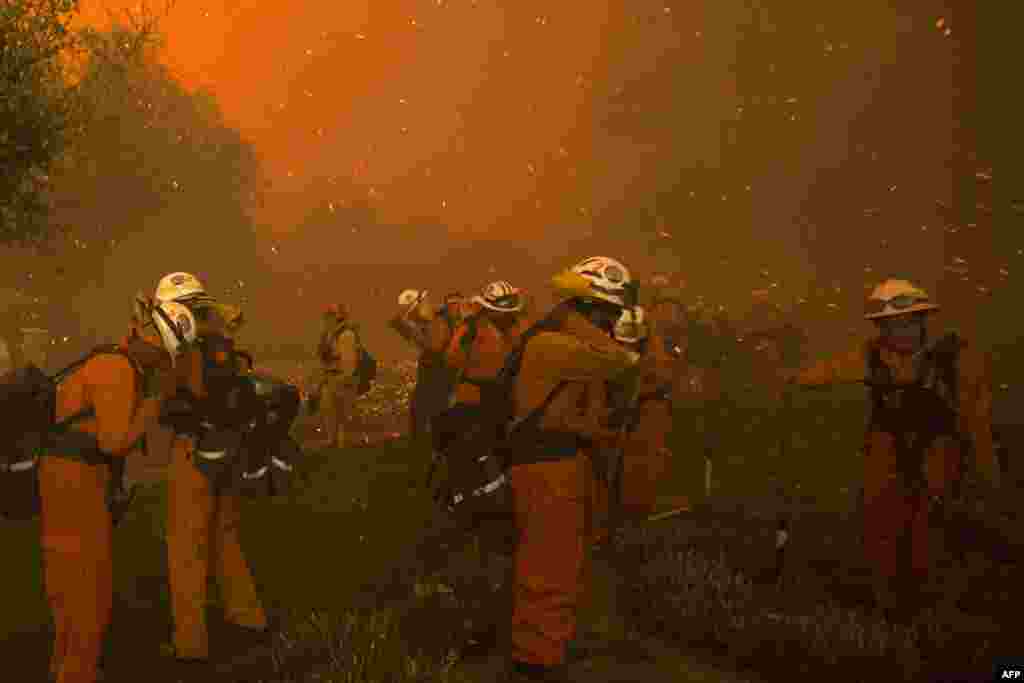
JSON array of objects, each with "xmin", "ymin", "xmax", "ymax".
[
  {"xmin": 39, "ymin": 456, "xmax": 114, "ymax": 683},
  {"xmin": 863, "ymin": 431, "xmax": 962, "ymax": 584},
  {"xmin": 621, "ymin": 400, "xmax": 672, "ymax": 518},
  {"xmin": 509, "ymin": 452, "xmax": 590, "ymax": 667},
  {"xmin": 166, "ymin": 437, "xmax": 267, "ymax": 660}
]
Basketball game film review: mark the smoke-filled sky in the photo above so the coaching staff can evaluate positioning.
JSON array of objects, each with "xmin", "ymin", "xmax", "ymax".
[
  {"xmin": 79, "ymin": 0, "xmax": 649, "ymax": 239},
  {"xmin": 58, "ymin": 0, "xmax": 986, "ymax": 360}
]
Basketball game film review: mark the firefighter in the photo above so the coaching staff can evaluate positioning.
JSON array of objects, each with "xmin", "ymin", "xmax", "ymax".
[
  {"xmin": 440, "ymin": 280, "xmax": 527, "ymax": 656},
  {"xmin": 446, "ymin": 281, "xmax": 529, "ymax": 406},
  {"xmin": 389, "ymin": 290, "xmax": 462, "ymax": 444},
  {"xmin": 502, "ymin": 256, "xmax": 641, "ymax": 682},
  {"xmin": 784, "ymin": 278, "xmax": 999, "ymax": 619},
  {"xmin": 314, "ymin": 303, "xmax": 360, "ymax": 449},
  {"xmin": 41, "ymin": 298, "xmax": 192, "ymax": 683},
  {"xmin": 153, "ymin": 272, "xmax": 270, "ymax": 675},
  {"xmin": 615, "ymin": 306, "xmax": 678, "ymax": 520}
]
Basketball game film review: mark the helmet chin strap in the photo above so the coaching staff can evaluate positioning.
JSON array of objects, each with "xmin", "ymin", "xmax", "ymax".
[{"xmin": 149, "ymin": 305, "xmax": 190, "ymax": 365}]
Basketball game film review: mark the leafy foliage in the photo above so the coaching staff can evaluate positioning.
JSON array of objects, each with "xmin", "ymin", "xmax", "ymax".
[
  {"xmin": 0, "ymin": 0, "xmax": 80, "ymax": 243},
  {"xmin": 47, "ymin": 17, "xmax": 262, "ymax": 253}
]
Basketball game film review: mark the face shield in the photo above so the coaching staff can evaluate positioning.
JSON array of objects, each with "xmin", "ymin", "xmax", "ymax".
[
  {"xmin": 875, "ymin": 312, "xmax": 927, "ymax": 352},
  {"xmin": 150, "ymin": 303, "xmax": 196, "ymax": 363}
]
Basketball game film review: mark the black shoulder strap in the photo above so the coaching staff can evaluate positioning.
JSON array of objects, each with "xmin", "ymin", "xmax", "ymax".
[
  {"xmin": 51, "ymin": 345, "xmax": 145, "ymax": 429},
  {"xmin": 52, "ymin": 344, "xmax": 145, "ymax": 385},
  {"xmin": 51, "ymin": 345, "xmax": 115, "ymax": 385},
  {"xmin": 515, "ymin": 311, "xmax": 567, "ymax": 367},
  {"xmin": 509, "ymin": 380, "xmax": 570, "ymax": 436},
  {"xmin": 505, "ymin": 311, "xmax": 563, "ymax": 363}
]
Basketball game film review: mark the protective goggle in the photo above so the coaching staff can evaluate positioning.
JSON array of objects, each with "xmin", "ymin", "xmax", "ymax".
[
  {"xmin": 487, "ymin": 293, "xmax": 521, "ymax": 309},
  {"xmin": 864, "ymin": 294, "xmax": 928, "ymax": 316}
]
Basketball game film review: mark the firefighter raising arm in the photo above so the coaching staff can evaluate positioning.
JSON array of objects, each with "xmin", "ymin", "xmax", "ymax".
[{"xmin": 783, "ymin": 343, "xmax": 871, "ymax": 388}]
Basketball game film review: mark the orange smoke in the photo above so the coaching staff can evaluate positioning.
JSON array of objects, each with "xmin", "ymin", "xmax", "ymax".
[{"xmin": 75, "ymin": 0, "xmax": 621, "ymax": 240}]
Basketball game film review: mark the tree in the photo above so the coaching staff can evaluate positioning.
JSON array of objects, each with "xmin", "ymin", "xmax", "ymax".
[
  {"xmin": 40, "ymin": 4, "xmax": 264, "ymax": 295},
  {"xmin": 2, "ymin": 2, "xmax": 266, "ymax": 361},
  {"xmin": 0, "ymin": 0, "xmax": 81, "ymax": 244}
]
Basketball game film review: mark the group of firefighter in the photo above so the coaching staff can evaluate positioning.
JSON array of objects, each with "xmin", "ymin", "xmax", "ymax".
[
  {"xmin": 386, "ymin": 258, "xmax": 1008, "ymax": 682},
  {"xmin": 26, "ymin": 254, "xmax": 1010, "ymax": 683},
  {"xmin": 35, "ymin": 272, "xmax": 274, "ymax": 683}
]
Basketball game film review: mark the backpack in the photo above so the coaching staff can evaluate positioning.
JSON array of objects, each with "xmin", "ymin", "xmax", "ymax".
[
  {"xmin": 194, "ymin": 335, "xmax": 261, "ymax": 431},
  {"xmin": 164, "ymin": 335, "xmax": 262, "ymax": 487},
  {"xmin": 233, "ymin": 371, "xmax": 303, "ymax": 499},
  {"xmin": 865, "ymin": 332, "xmax": 964, "ymax": 491},
  {"xmin": 427, "ymin": 312, "xmax": 567, "ymax": 529},
  {"xmin": 434, "ymin": 312, "xmax": 564, "ymax": 451},
  {"xmin": 320, "ymin": 324, "xmax": 376, "ymax": 396},
  {"xmin": 176, "ymin": 337, "xmax": 301, "ymax": 498},
  {"xmin": 0, "ymin": 344, "xmax": 150, "ymax": 521}
]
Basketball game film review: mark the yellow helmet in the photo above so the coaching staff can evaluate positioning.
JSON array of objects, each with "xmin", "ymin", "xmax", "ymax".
[
  {"xmin": 551, "ymin": 256, "xmax": 632, "ymax": 307},
  {"xmin": 864, "ymin": 279, "xmax": 940, "ymax": 320},
  {"xmin": 155, "ymin": 272, "xmax": 213, "ymax": 307}
]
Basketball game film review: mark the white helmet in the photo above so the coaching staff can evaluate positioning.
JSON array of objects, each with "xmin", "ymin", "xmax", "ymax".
[
  {"xmin": 398, "ymin": 289, "xmax": 423, "ymax": 307},
  {"xmin": 151, "ymin": 301, "xmax": 197, "ymax": 356},
  {"xmin": 571, "ymin": 256, "xmax": 632, "ymax": 307},
  {"xmin": 614, "ymin": 306, "xmax": 648, "ymax": 344},
  {"xmin": 864, "ymin": 279, "xmax": 940, "ymax": 320},
  {"xmin": 155, "ymin": 272, "xmax": 213, "ymax": 307},
  {"xmin": 473, "ymin": 280, "xmax": 523, "ymax": 313}
]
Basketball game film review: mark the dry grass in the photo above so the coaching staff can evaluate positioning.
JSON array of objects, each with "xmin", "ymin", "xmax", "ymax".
[
  {"xmin": 615, "ymin": 512, "xmax": 1013, "ymax": 683},
  {"xmin": 267, "ymin": 580, "xmax": 482, "ymax": 683}
]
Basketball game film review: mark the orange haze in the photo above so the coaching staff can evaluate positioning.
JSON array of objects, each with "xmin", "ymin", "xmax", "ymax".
[{"xmin": 74, "ymin": 0, "xmax": 663, "ymax": 241}]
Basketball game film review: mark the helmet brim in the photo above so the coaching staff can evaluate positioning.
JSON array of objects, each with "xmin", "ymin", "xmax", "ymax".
[
  {"xmin": 472, "ymin": 295, "xmax": 522, "ymax": 313},
  {"xmin": 864, "ymin": 302, "xmax": 940, "ymax": 320},
  {"xmin": 579, "ymin": 291, "xmax": 625, "ymax": 307}
]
